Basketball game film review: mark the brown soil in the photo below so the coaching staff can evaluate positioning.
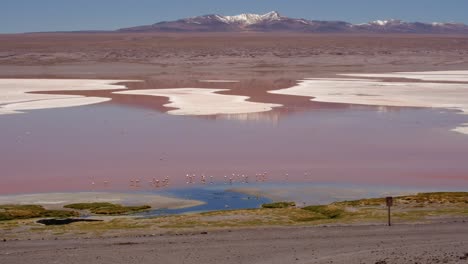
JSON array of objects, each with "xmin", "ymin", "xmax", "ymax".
[
  {"xmin": 1, "ymin": 221, "xmax": 468, "ymax": 264},
  {"xmin": 1, "ymin": 33, "xmax": 468, "ymax": 79}
]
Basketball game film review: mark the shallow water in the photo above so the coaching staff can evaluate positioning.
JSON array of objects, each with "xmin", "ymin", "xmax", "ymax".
[
  {"xmin": 137, "ymin": 186, "xmax": 271, "ymax": 216},
  {"xmin": 1, "ymin": 96, "xmax": 468, "ymax": 195},
  {"xmin": 98, "ymin": 182, "xmax": 468, "ymax": 216}
]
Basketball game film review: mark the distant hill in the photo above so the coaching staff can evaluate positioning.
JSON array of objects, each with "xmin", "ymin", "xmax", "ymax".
[{"xmin": 117, "ymin": 11, "xmax": 468, "ymax": 34}]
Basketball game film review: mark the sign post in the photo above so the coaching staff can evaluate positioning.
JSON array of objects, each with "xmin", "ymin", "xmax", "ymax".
[{"xmin": 386, "ymin": 196, "xmax": 393, "ymax": 226}]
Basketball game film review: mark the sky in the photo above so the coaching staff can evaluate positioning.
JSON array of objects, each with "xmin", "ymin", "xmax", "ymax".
[{"xmin": 1, "ymin": 0, "xmax": 468, "ymax": 33}]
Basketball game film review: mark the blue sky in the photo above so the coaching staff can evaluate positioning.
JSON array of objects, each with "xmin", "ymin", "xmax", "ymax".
[{"xmin": 2, "ymin": 0, "xmax": 468, "ymax": 33}]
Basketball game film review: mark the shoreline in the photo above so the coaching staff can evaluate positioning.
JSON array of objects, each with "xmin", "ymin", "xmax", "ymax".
[
  {"xmin": 1, "ymin": 191, "xmax": 468, "ymax": 263},
  {"xmin": 0, "ymin": 192, "xmax": 205, "ymax": 210},
  {"xmin": 2, "ymin": 191, "xmax": 467, "ymax": 231}
]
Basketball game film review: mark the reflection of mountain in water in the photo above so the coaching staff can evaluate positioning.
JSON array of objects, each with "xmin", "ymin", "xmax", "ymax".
[
  {"xmin": 213, "ymin": 104, "xmax": 331, "ymax": 124},
  {"xmin": 216, "ymin": 111, "xmax": 282, "ymax": 124},
  {"xmin": 39, "ymin": 77, "xmax": 413, "ymax": 123},
  {"xmin": 212, "ymin": 103, "xmax": 412, "ymax": 125}
]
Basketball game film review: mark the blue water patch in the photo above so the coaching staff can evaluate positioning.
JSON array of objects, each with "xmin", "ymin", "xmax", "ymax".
[
  {"xmin": 132, "ymin": 181, "xmax": 462, "ymax": 217},
  {"xmin": 137, "ymin": 185, "xmax": 271, "ymax": 217}
]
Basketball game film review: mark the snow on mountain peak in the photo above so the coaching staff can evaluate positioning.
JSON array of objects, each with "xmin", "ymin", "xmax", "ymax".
[
  {"xmin": 217, "ymin": 11, "xmax": 282, "ymax": 25},
  {"xmin": 263, "ymin": 11, "xmax": 282, "ymax": 20},
  {"xmin": 119, "ymin": 12, "xmax": 468, "ymax": 33},
  {"xmin": 369, "ymin": 19, "xmax": 402, "ymax": 26}
]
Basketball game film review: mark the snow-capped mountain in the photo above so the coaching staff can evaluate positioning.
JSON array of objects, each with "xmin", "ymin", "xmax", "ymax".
[
  {"xmin": 118, "ymin": 11, "xmax": 468, "ymax": 34},
  {"xmin": 216, "ymin": 11, "xmax": 282, "ymax": 25},
  {"xmin": 355, "ymin": 19, "xmax": 468, "ymax": 33}
]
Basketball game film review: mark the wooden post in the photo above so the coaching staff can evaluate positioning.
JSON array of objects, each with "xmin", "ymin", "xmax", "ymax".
[
  {"xmin": 386, "ymin": 197, "xmax": 393, "ymax": 226},
  {"xmin": 387, "ymin": 205, "xmax": 391, "ymax": 226}
]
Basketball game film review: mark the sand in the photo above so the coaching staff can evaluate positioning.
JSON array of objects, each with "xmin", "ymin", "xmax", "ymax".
[
  {"xmin": 0, "ymin": 79, "xmax": 137, "ymax": 115},
  {"xmin": 1, "ymin": 222, "xmax": 468, "ymax": 264},
  {"xmin": 269, "ymin": 76, "xmax": 468, "ymax": 134},
  {"xmin": 0, "ymin": 192, "xmax": 204, "ymax": 210},
  {"xmin": 114, "ymin": 88, "xmax": 282, "ymax": 115}
]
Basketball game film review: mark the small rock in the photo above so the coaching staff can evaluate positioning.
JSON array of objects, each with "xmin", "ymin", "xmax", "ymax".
[
  {"xmin": 460, "ymin": 253, "xmax": 468, "ymax": 260},
  {"xmin": 200, "ymin": 232, "xmax": 208, "ymax": 235}
]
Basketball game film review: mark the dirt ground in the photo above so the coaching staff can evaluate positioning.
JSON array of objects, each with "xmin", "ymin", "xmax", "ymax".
[
  {"xmin": 1, "ymin": 220, "xmax": 468, "ymax": 264},
  {"xmin": 1, "ymin": 33, "xmax": 468, "ymax": 81}
]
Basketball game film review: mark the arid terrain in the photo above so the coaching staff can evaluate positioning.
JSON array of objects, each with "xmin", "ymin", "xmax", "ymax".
[
  {"xmin": 1, "ymin": 33, "xmax": 468, "ymax": 113},
  {"xmin": 2, "ymin": 33, "xmax": 468, "ymax": 264},
  {"xmin": 2, "ymin": 222, "xmax": 468, "ymax": 264},
  {"xmin": 2, "ymin": 33, "xmax": 468, "ymax": 80}
]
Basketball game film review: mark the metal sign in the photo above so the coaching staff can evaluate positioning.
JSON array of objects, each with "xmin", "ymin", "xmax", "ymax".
[
  {"xmin": 386, "ymin": 196, "xmax": 393, "ymax": 226},
  {"xmin": 386, "ymin": 196, "xmax": 393, "ymax": 207}
]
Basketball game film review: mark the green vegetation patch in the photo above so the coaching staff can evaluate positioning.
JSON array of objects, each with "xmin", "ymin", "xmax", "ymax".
[
  {"xmin": 0, "ymin": 204, "xmax": 78, "ymax": 221},
  {"xmin": 302, "ymin": 205, "xmax": 345, "ymax": 219},
  {"xmin": 4, "ymin": 192, "xmax": 468, "ymax": 237},
  {"xmin": 64, "ymin": 203, "xmax": 151, "ymax": 215},
  {"xmin": 398, "ymin": 192, "xmax": 468, "ymax": 204},
  {"xmin": 336, "ymin": 192, "xmax": 468, "ymax": 207},
  {"xmin": 334, "ymin": 198, "xmax": 385, "ymax": 207},
  {"xmin": 262, "ymin": 202, "xmax": 296, "ymax": 209}
]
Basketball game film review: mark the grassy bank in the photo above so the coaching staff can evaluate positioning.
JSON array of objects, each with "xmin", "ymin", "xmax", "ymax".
[
  {"xmin": 64, "ymin": 203, "xmax": 151, "ymax": 215},
  {"xmin": 0, "ymin": 202, "xmax": 152, "ymax": 222},
  {"xmin": 0, "ymin": 205, "xmax": 78, "ymax": 221},
  {"xmin": 1, "ymin": 192, "xmax": 468, "ymax": 239}
]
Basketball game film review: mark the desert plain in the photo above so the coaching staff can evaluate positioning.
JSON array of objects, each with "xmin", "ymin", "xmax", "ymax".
[{"xmin": 1, "ymin": 33, "xmax": 468, "ymax": 263}]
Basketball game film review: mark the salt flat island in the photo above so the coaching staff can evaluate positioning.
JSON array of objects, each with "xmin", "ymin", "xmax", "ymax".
[
  {"xmin": 0, "ymin": 79, "xmax": 138, "ymax": 115},
  {"xmin": 269, "ymin": 71, "xmax": 468, "ymax": 135},
  {"xmin": 342, "ymin": 70, "xmax": 468, "ymax": 82},
  {"xmin": 114, "ymin": 88, "xmax": 282, "ymax": 115}
]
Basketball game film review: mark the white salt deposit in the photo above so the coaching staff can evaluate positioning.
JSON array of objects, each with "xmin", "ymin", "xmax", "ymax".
[
  {"xmin": 1, "ymin": 97, "xmax": 112, "ymax": 114},
  {"xmin": 341, "ymin": 70, "xmax": 468, "ymax": 82},
  {"xmin": 269, "ymin": 77, "xmax": 468, "ymax": 134},
  {"xmin": 0, "ymin": 79, "xmax": 136, "ymax": 115},
  {"xmin": 198, "ymin": 80, "xmax": 240, "ymax": 83},
  {"xmin": 453, "ymin": 124, "xmax": 468, "ymax": 135},
  {"xmin": 115, "ymin": 88, "xmax": 281, "ymax": 115}
]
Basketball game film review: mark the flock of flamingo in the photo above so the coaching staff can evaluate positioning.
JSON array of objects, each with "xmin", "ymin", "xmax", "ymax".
[{"xmin": 88, "ymin": 171, "xmax": 307, "ymax": 190}]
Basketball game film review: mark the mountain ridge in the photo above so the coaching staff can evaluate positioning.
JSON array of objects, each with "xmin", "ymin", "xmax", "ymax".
[{"xmin": 117, "ymin": 11, "xmax": 468, "ymax": 34}]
